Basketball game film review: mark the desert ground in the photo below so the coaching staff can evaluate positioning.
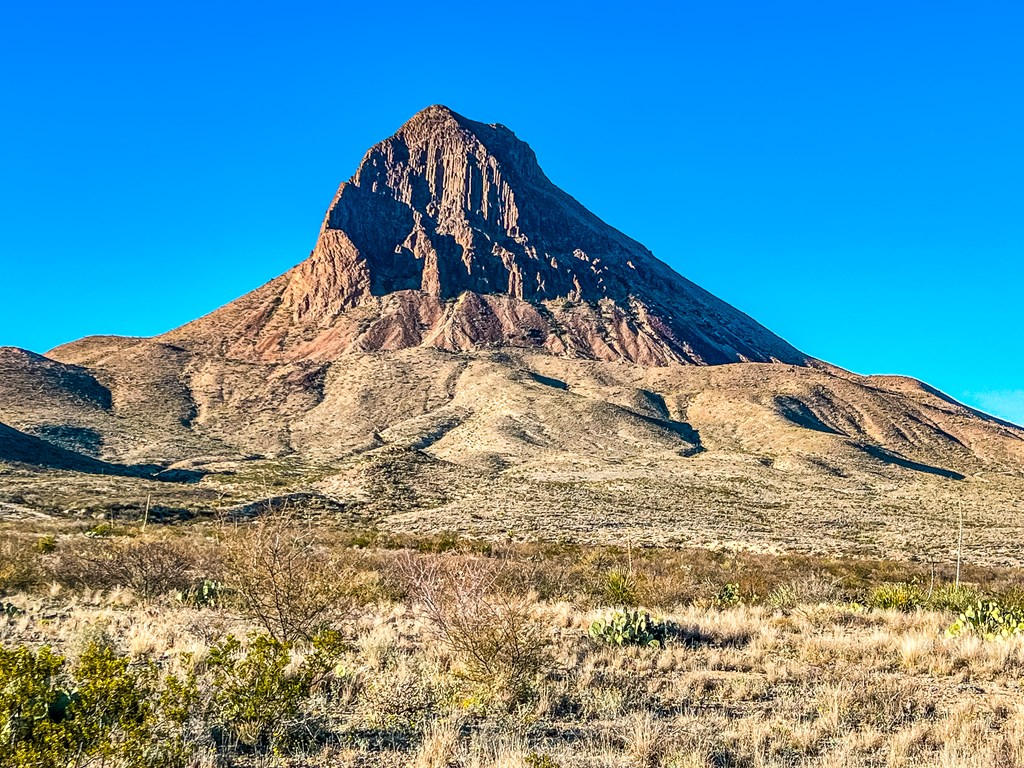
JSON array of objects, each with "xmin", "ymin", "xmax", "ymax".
[{"xmin": 4, "ymin": 511, "xmax": 1024, "ymax": 768}]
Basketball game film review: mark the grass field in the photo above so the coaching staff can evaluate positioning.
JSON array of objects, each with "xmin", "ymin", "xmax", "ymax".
[{"xmin": 3, "ymin": 514, "xmax": 1024, "ymax": 767}]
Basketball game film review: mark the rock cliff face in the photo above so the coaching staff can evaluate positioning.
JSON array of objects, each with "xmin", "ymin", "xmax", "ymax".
[{"xmin": 165, "ymin": 106, "xmax": 807, "ymax": 366}]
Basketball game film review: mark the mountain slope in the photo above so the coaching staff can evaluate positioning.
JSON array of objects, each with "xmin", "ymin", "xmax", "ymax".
[
  {"xmin": 5, "ymin": 106, "xmax": 1024, "ymax": 563},
  {"xmin": 163, "ymin": 106, "xmax": 807, "ymax": 366}
]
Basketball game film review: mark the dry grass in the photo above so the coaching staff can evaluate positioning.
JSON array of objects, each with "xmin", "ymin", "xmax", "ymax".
[{"xmin": 4, "ymin": 524, "xmax": 1024, "ymax": 766}]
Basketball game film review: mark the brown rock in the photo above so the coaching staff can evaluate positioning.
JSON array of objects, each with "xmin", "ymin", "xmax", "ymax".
[{"xmin": 164, "ymin": 105, "xmax": 807, "ymax": 366}]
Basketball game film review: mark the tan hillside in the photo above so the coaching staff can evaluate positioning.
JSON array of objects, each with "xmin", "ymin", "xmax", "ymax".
[{"xmin": 2, "ymin": 106, "xmax": 1022, "ymax": 564}]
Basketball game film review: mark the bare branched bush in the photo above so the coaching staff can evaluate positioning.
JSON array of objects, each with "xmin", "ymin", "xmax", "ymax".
[
  {"xmin": 223, "ymin": 511, "xmax": 349, "ymax": 642},
  {"xmin": 401, "ymin": 552, "xmax": 551, "ymax": 704},
  {"xmin": 62, "ymin": 537, "xmax": 198, "ymax": 599}
]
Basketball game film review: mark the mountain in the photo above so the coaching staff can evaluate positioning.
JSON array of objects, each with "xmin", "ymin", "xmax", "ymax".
[
  {"xmin": 163, "ymin": 106, "xmax": 806, "ymax": 367},
  {"xmin": 3, "ymin": 106, "xmax": 1024, "ymax": 564}
]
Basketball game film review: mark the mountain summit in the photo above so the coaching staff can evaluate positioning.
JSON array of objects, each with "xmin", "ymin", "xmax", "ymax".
[{"xmin": 166, "ymin": 106, "xmax": 807, "ymax": 366}]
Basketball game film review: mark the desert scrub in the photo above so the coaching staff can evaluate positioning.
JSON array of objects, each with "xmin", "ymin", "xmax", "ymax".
[
  {"xmin": 204, "ymin": 630, "xmax": 345, "ymax": 752},
  {"xmin": 0, "ymin": 641, "xmax": 192, "ymax": 768},
  {"xmin": 601, "ymin": 567, "xmax": 641, "ymax": 606},
  {"xmin": 525, "ymin": 752, "xmax": 562, "ymax": 768},
  {"xmin": 868, "ymin": 582, "xmax": 982, "ymax": 614},
  {"xmin": 589, "ymin": 609, "xmax": 668, "ymax": 647},
  {"xmin": 402, "ymin": 553, "xmax": 552, "ymax": 706},
  {"xmin": 222, "ymin": 511, "xmax": 352, "ymax": 642},
  {"xmin": 0, "ymin": 537, "xmax": 40, "ymax": 595},
  {"xmin": 926, "ymin": 583, "xmax": 980, "ymax": 613},
  {"xmin": 868, "ymin": 582, "xmax": 926, "ymax": 611},
  {"xmin": 60, "ymin": 536, "xmax": 199, "ymax": 599}
]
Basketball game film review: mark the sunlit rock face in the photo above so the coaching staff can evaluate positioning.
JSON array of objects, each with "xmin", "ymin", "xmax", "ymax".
[{"xmin": 164, "ymin": 105, "xmax": 808, "ymax": 367}]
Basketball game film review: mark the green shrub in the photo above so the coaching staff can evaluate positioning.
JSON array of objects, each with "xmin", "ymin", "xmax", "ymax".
[
  {"xmin": 83, "ymin": 523, "xmax": 116, "ymax": 538},
  {"xmin": 0, "ymin": 642, "xmax": 187, "ymax": 768},
  {"xmin": 926, "ymin": 584, "xmax": 979, "ymax": 613},
  {"xmin": 34, "ymin": 536, "xmax": 57, "ymax": 554},
  {"xmin": 602, "ymin": 568, "xmax": 640, "ymax": 606},
  {"xmin": 946, "ymin": 600, "xmax": 1024, "ymax": 641},
  {"xmin": 997, "ymin": 586, "xmax": 1024, "ymax": 612},
  {"xmin": 869, "ymin": 582, "xmax": 925, "ymax": 611},
  {"xmin": 716, "ymin": 582, "xmax": 741, "ymax": 606},
  {"xmin": 0, "ymin": 645, "xmax": 68, "ymax": 767},
  {"xmin": 204, "ymin": 632, "xmax": 343, "ymax": 751},
  {"xmin": 526, "ymin": 752, "xmax": 562, "ymax": 768},
  {"xmin": 416, "ymin": 531, "xmax": 461, "ymax": 553},
  {"xmin": 589, "ymin": 609, "xmax": 667, "ymax": 648}
]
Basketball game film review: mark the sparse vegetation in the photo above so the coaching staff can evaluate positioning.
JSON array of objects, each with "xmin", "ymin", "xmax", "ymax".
[
  {"xmin": 402, "ymin": 552, "xmax": 551, "ymax": 706},
  {"xmin": 3, "ymin": 522, "xmax": 1024, "ymax": 766},
  {"xmin": 222, "ymin": 510, "xmax": 351, "ymax": 642},
  {"xmin": 65, "ymin": 537, "xmax": 198, "ymax": 600},
  {"xmin": 0, "ymin": 536, "xmax": 40, "ymax": 595}
]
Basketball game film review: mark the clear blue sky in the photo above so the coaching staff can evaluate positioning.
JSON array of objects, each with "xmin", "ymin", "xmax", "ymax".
[{"xmin": 1, "ymin": 1, "xmax": 1021, "ymax": 424}]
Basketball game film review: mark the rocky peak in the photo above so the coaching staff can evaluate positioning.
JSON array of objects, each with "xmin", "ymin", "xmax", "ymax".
[
  {"xmin": 164, "ymin": 107, "xmax": 808, "ymax": 367},
  {"xmin": 298, "ymin": 103, "xmax": 639, "ymax": 310}
]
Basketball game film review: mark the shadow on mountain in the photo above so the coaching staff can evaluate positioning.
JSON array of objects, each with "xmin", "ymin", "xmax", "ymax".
[
  {"xmin": 859, "ymin": 444, "xmax": 965, "ymax": 480},
  {"xmin": 0, "ymin": 423, "xmax": 204, "ymax": 483},
  {"xmin": 526, "ymin": 372, "xmax": 569, "ymax": 390},
  {"xmin": 775, "ymin": 396, "xmax": 846, "ymax": 435},
  {"xmin": 28, "ymin": 424, "xmax": 105, "ymax": 455},
  {"xmin": 636, "ymin": 414, "xmax": 703, "ymax": 454}
]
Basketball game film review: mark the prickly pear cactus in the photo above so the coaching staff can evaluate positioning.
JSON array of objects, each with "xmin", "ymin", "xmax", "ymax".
[
  {"xmin": 946, "ymin": 600, "xmax": 1024, "ymax": 641},
  {"xmin": 176, "ymin": 579, "xmax": 228, "ymax": 608},
  {"xmin": 588, "ymin": 609, "xmax": 667, "ymax": 648}
]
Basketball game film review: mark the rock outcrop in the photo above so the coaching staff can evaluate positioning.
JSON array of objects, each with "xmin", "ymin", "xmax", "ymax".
[{"xmin": 164, "ymin": 106, "xmax": 807, "ymax": 366}]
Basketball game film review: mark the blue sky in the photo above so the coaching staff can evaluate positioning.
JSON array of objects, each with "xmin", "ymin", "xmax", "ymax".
[{"xmin": 1, "ymin": 1, "xmax": 1021, "ymax": 424}]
